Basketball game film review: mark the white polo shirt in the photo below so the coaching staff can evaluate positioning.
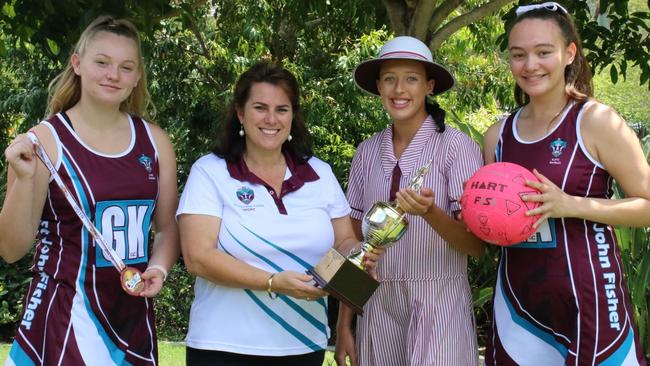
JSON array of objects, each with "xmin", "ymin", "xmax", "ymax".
[{"xmin": 176, "ymin": 152, "xmax": 350, "ymax": 356}]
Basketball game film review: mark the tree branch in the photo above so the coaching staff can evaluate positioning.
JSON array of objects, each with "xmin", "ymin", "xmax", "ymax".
[
  {"xmin": 383, "ymin": 0, "xmax": 408, "ymax": 35},
  {"xmin": 172, "ymin": 41, "xmax": 223, "ymax": 91},
  {"xmin": 428, "ymin": 0, "xmax": 516, "ymax": 51},
  {"xmin": 427, "ymin": 0, "xmax": 463, "ymax": 35},
  {"xmin": 409, "ymin": 0, "xmax": 440, "ymax": 39},
  {"xmin": 186, "ymin": 16, "xmax": 210, "ymax": 60}
]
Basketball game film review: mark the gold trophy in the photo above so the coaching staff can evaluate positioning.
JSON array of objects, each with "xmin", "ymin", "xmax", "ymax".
[{"xmin": 309, "ymin": 160, "xmax": 432, "ymax": 314}]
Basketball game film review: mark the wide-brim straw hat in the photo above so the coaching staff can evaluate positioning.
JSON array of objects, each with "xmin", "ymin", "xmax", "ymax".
[{"xmin": 353, "ymin": 36, "xmax": 454, "ymax": 96}]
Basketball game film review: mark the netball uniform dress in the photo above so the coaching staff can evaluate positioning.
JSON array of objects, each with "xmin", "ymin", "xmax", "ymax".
[
  {"xmin": 6, "ymin": 113, "xmax": 160, "ymax": 366},
  {"xmin": 486, "ymin": 101, "xmax": 647, "ymax": 365},
  {"xmin": 347, "ymin": 116, "xmax": 482, "ymax": 366},
  {"xmin": 176, "ymin": 153, "xmax": 350, "ymax": 359}
]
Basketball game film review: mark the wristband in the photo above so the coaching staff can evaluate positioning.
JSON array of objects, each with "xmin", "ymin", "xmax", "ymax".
[
  {"xmin": 145, "ymin": 264, "xmax": 168, "ymax": 282},
  {"xmin": 267, "ymin": 273, "xmax": 278, "ymax": 299}
]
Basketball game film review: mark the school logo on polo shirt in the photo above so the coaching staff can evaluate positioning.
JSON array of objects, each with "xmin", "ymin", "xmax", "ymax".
[
  {"xmin": 236, "ymin": 186, "xmax": 255, "ymax": 205},
  {"xmin": 235, "ymin": 186, "xmax": 264, "ymax": 212}
]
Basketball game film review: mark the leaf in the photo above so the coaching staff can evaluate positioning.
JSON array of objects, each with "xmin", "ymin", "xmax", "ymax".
[
  {"xmin": 46, "ymin": 38, "xmax": 59, "ymax": 56},
  {"xmin": 2, "ymin": 3, "xmax": 15, "ymax": 18},
  {"xmin": 616, "ymin": 227, "xmax": 633, "ymax": 253},
  {"xmin": 610, "ymin": 64, "xmax": 618, "ymax": 84},
  {"xmin": 472, "ymin": 287, "xmax": 493, "ymax": 307},
  {"xmin": 631, "ymin": 250, "xmax": 650, "ymax": 308}
]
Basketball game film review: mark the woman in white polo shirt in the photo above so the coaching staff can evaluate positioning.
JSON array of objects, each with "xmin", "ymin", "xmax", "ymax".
[
  {"xmin": 335, "ymin": 36, "xmax": 486, "ymax": 366},
  {"xmin": 177, "ymin": 62, "xmax": 372, "ymax": 366}
]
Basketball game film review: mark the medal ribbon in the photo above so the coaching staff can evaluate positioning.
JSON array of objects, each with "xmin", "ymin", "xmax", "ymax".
[{"xmin": 27, "ymin": 132, "xmax": 126, "ymax": 272}]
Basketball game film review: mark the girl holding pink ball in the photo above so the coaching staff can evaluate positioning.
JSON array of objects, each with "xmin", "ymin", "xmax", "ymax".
[{"xmin": 483, "ymin": 2, "xmax": 650, "ymax": 364}]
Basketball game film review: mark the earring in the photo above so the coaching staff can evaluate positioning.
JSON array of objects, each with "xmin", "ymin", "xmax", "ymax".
[
  {"xmin": 287, "ymin": 134, "xmax": 293, "ymax": 142},
  {"xmin": 239, "ymin": 125, "xmax": 245, "ymax": 137}
]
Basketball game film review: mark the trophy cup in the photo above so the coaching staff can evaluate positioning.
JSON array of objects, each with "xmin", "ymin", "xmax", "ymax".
[{"xmin": 308, "ymin": 160, "xmax": 432, "ymax": 314}]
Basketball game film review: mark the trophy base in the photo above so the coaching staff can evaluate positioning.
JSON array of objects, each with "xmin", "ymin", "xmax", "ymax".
[{"xmin": 308, "ymin": 248, "xmax": 379, "ymax": 315}]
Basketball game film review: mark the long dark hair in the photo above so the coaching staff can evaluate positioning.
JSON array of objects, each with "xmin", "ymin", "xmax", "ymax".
[
  {"xmin": 507, "ymin": 4, "xmax": 593, "ymax": 105},
  {"xmin": 425, "ymin": 98, "xmax": 446, "ymax": 133},
  {"xmin": 213, "ymin": 62, "xmax": 313, "ymax": 163}
]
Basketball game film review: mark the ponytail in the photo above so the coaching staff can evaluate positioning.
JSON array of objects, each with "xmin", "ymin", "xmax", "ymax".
[{"xmin": 425, "ymin": 98, "xmax": 446, "ymax": 133}]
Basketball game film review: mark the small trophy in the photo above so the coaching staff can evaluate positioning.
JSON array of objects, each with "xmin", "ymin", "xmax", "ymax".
[{"xmin": 309, "ymin": 160, "xmax": 432, "ymax": 314}]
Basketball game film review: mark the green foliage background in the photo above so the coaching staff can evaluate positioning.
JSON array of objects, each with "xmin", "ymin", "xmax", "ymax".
[{"xmin": 0, "ymin": 0, "xmax": 648, "ymax": 359}]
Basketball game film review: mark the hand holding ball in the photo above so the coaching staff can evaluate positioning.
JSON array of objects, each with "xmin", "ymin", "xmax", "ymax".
[{"xmin": 460, "ymin": 163, "xmax": 542, "ymax": 246}]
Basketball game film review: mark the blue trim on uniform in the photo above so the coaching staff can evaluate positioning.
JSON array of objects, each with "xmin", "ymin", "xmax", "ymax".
[
  {"xmin": 8, "ymin": 341, "xmax": 36, "ymax": 366},
  {"xmin": 510, "ymin": 218, "xmax": 558, "ymax": 249},
  {"xmin": 239, "ymin": 224, "xmax": 313, "ymax": 269},
  {"xmin": 244, "ymin": 290, "xmax": 324, "ymax": 352},
  {"xmin": 223, "ymin": 226, "xmax": 283, "ymax": 272},
  {"xmin": 221, "ymin": 236, "xmax": 328, "ymax": 326},
  {"xmin": 495, "ymin": 141, "xmax": 501, "ymax": 163},
  {"xmin": 278, "ymin": 295, "xmax": 328, "ymax": 335},
  {"xmin": 599, "ymin": 327, "xmax": 635, "ymax": 366},
  {"xmin": 499, "ymin": 275, "xmax": 569, "ymax": 358},
  {"xmin": 227, "ymin": 225, "xmax": 327, "ymax": 310},
  {"xmin": 61, "ymin": 155, "xmax": 131, "ymax": 366}
]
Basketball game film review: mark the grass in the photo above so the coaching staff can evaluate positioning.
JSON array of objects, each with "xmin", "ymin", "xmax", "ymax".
[
  {"xmin": 0, "ymin": 343, "xmax": 344, "ymax": 365},
  {"xmin": 158, "ymin": 342, "xmax": 185, "ymax": 365},
  {"xmin": 0, "ymin": 342, "xmax": 188, "ymax": 365},
  {"xmin": 0, "ymin": 343, "xmax": 6, "ymax": 362},
  {"xmin": 593, "ymin": 64, "xmax": 650, "ymax": 126}
]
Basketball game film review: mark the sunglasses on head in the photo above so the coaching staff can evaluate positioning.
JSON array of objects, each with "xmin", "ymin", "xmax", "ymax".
[{"xmin": 515, "ymin": 2, "xmax": 568, "ymax": 17}]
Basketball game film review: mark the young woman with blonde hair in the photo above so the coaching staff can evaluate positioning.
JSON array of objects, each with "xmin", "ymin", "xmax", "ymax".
[{"xmin": 0, "ymin": 16, "xmax": 178, "ymax": 365}]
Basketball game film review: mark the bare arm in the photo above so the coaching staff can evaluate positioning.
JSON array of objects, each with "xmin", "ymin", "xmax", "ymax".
[
  {"xmin": 139, "ymin": 125, "xmax": 180, "ymax": 297},
  {"xmin": 334, "ymin": 217, "xmax": 363, "ymax": 366},
  {"xmin": 0, "ymin": 126, "xmax": 55, "ymax": 262},
  {"xmin": 331, "ymin": 215, "xmax": 359, "ymax": 254},
  {"xmin": 482, "ymin": 121, "xmax": 502, "ymax": 165},
  {"xmin": 524, "ymin": 102, "xmax": 650, "ymax": 227},
  {"xmin": 335, "ymin": 302, "xmax": 358, "ymax": 366}
]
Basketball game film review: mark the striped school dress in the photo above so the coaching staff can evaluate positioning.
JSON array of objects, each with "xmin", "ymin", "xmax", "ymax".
[{"xmin": 347, "ymin": 115, "xmax": 482, "ymax": 366}]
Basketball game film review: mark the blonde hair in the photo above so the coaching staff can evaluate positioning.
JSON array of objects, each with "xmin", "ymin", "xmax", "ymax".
[{"xmin": 46, "ymin": 16, "xmax": 154, "ymax": 119}]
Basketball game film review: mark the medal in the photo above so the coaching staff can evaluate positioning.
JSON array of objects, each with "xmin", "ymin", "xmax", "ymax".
[
  {"xmin": 27, "ymin": 133, "xmax": 145, "ymax": 296},
  {"xmin": 120, "ymin": 267, "xmax": 145, "ymax": 295}
]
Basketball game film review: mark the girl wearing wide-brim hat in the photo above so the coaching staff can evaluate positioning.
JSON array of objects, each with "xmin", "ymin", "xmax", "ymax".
[{"xmin": 335, "ymin": 36, "xmax": 485, "ymax": 366}]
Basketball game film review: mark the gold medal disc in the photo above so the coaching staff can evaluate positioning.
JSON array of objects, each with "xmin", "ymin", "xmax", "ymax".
[{"xmin": 120, "ymin": 267, "xmax": 145, "ymax": 296}]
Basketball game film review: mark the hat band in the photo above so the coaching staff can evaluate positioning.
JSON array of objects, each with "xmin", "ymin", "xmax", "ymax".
[{"xmin": 380, "ymin": 50, "xmax": 430, "ymax": 62}]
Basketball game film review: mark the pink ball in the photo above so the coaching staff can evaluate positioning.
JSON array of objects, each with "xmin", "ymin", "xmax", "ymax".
[{"xmin": 460, "ymin": 162, "xmax": 542, "ymax": 246}]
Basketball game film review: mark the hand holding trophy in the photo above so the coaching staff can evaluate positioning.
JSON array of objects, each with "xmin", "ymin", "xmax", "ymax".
[{"xmin": 309, "ymin": 160, "xmax": 432, "ymax": 313}]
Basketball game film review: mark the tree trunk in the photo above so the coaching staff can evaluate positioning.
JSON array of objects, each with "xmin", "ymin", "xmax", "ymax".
[{"xmin": 381, "ymin": 0, "xmax": 517, "ymax": 52}]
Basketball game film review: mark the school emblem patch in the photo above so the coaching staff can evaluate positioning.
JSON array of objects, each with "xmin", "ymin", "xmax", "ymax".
[
  {"xmin": 138, "ymin": 154, "xmax": 153, "ymax": 173},
  {"xmin": 549, "ymin": 138, "xmax": 568, "ymax": 165},
  {"xmin": 549, "ymin": 138, "xmax": 567, "ymax": 158},
  {"xmin": 236, "ymin": 186, "xmax": 255, "ymax": 205}
]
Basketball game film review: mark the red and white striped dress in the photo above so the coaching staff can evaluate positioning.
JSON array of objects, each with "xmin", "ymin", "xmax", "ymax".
[{"xmin": 347, "ymin": 116, "xmax": 482, "ymax": 366}]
